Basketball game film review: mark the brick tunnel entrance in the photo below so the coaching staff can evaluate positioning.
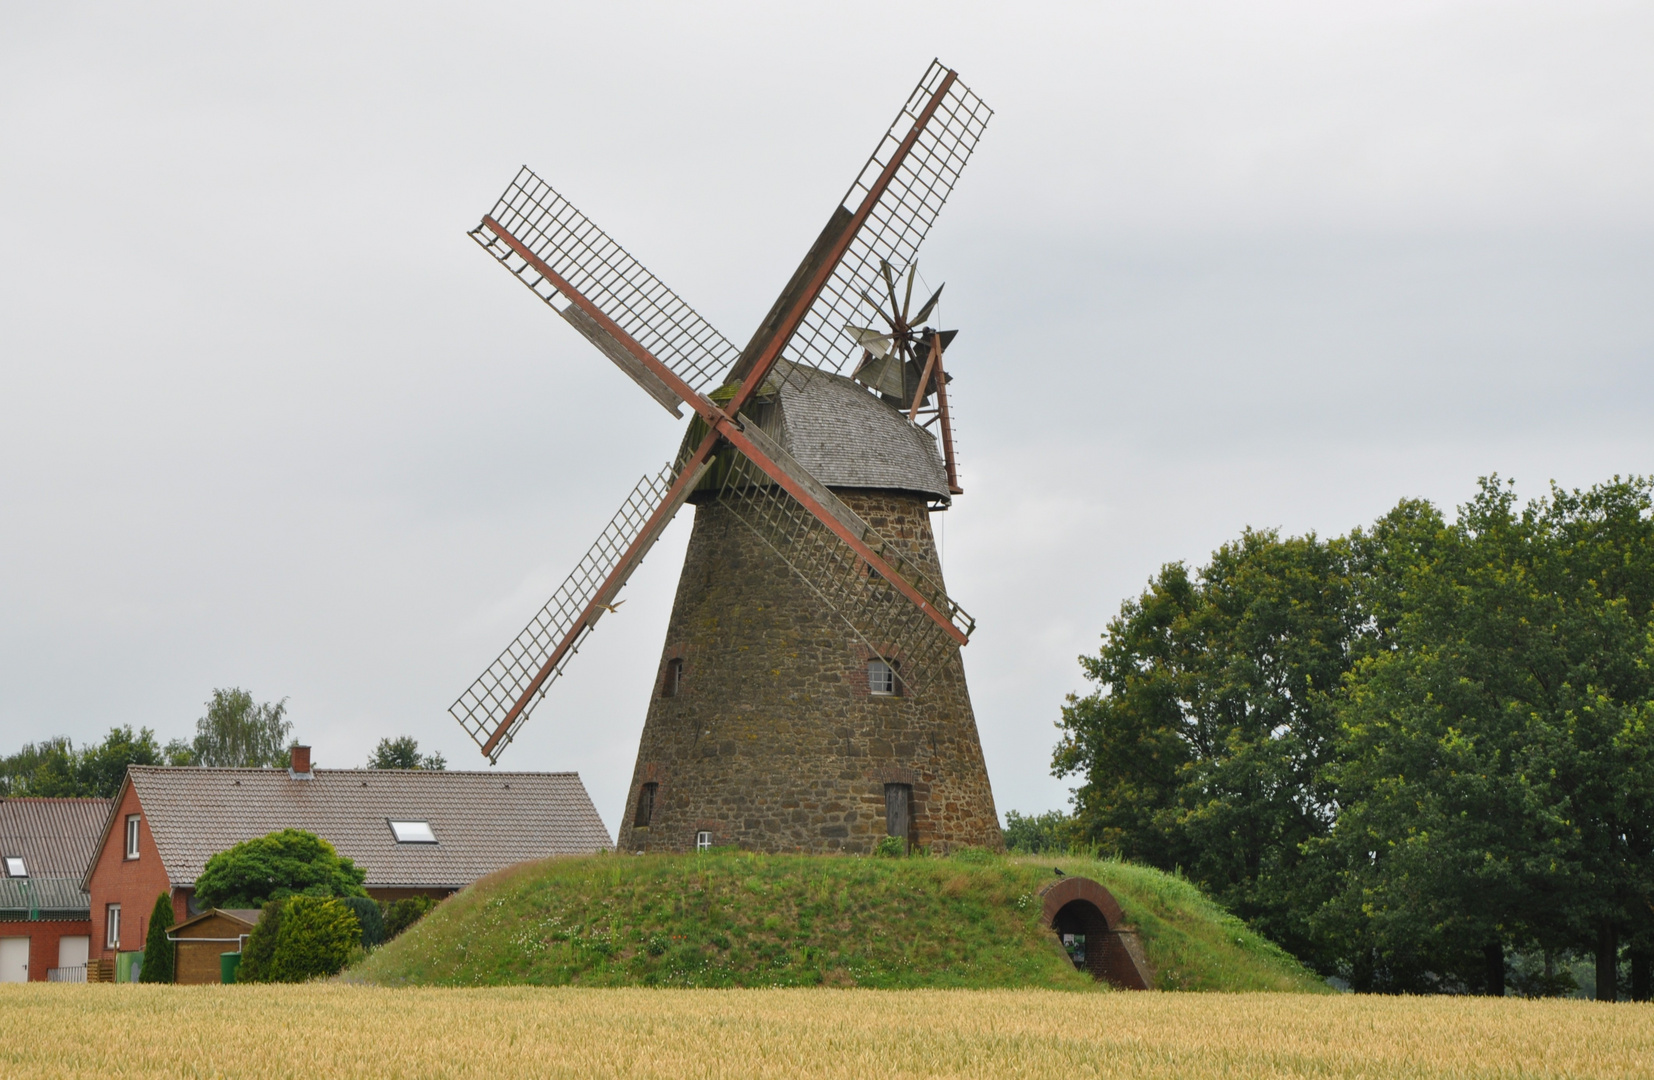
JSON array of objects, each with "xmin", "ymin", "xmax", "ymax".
[
  {"xmin": 1038, "ymin": 877, "xmax": 1152, "ymax": 990},
  {"xmin": 1052, "ymin": 898, "xmax": 1110, "ymax": 979}
]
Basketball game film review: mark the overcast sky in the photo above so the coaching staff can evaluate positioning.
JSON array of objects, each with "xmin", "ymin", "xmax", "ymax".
[{"xmin": 3, "ymin": 2, "xmax": 1651, "ymax": 835}]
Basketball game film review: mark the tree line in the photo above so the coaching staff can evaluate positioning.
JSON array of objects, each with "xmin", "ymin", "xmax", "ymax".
[
  {"xmin": 1046, "ymin": 476, "xmax": 1654, "ymax": 999},
  {"xmin": 1, "ymin": 687, "xmax": 445, "ymax": 799}
]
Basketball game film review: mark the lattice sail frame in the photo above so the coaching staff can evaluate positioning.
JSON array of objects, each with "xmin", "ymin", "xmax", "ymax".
[
  {"xmin": 470, "ymin": 173, "xmax": 741, "ymax": 399},
  {"xmin": 449, "ymin": 465, "xmax": 678, "ymax": 758},
  {"xmin": 774, "ymin": 60, "xmax": 992, "ymax": 395},
  {"xmin": 714, "ymin": 413, "xmax": 973, "ymax": 697}
]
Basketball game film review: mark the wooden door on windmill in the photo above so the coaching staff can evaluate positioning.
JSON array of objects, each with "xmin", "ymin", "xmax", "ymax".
[{"xmin": 884, "ymin": 783, "xmax": 912, "ymax": 845}]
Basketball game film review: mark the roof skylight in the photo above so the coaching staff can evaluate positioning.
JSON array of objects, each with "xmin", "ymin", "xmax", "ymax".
[
  {"xmin": 4, "ymin": 856, "xmax": 25, "ymax": 877},
  {"xmin": 388, "ymin": 820, "xmax": 437, "ymax": 844}
]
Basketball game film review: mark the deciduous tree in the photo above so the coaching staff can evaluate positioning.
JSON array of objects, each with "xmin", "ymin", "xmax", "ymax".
[
  {"xmin": 194, "ymin": 829, "xmax": 367, "ymax": 909},
  {"xmin": 365, "ymin": 736, "xmax": 446, "ymax": 770},
  {"xmin": 173, "ymin": 688, "xmax": 293, "ymax": 768}
]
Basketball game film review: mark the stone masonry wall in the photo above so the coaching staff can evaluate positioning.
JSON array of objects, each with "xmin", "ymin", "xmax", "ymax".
[{"xmin": 616, "ymin": 489, "xmax": 1002, "ymax": 855}]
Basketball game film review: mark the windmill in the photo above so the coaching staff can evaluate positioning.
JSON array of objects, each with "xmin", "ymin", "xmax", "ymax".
[{"xmin": 453, "ymin": 61, "xmax": 1001, "ymax": 853}]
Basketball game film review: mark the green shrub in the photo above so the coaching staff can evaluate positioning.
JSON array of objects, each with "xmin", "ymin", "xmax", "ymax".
[
  {"xmin": 873, "ymin": 836, "xmax": 906, "ymax": 858},
  {"xmin": 137, "ymin": 891, "xmax": 175, "ymax": 983},
  {"xmin": 341, "ymin": 896, "xmax": 385, "ymax": 948},
  {"xmin": 237, "ymin": 899, "xmax": 286, "ymax": 983},
  {"xmin": 949, "ymin": 846, "xmax": 1003, "ymax": 865},
  {"xmin": 382, "ymin": 895, "xmax": 436, "ymax": 940},
  {"xmin": 265, "ymin": 896, "xmax": 360, "ymax": 982}
]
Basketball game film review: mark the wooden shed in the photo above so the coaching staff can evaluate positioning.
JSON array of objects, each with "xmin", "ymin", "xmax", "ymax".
[{"xmin": 167, "ymin": 908, "xmax": 259, "ymax": 984}]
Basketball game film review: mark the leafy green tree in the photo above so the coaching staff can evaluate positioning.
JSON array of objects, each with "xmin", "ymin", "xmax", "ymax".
[
  {"xmin": 0, "ymin": 736, "xmax": 80, "ymax": 796},
  {"xmin": 1001, "ymin": 810, "xmax": 1078, "ymax": 854},
  {"xmin": 1053, "ymin": 528, "xmax": 1364, "ymax": 965},
  {"xmin": 1311, "ymin": 479, "xmax": 1654, "ymax": 995},
  {"xmin": 365, "ymin": 736, "xmax": 446, "ymax": 770},
  {"xmin": 78, "ymin": 727, "xmax": 165, "ymax": 797},
  {"xmin": 138, "ymin": 892, "xmax": 176, "ymax": 983},
  {"xmin": 0, "ymin": 727, "xmax": 163, "ymax": 798},
  {"xmin": 175, "ymin": 688, "xmax": 294, "ymax": 768},
  {"xmin": 194, "ymin": 829, "xmax": 368, "ymax": 909},
  {"xmin": 264, "ymin": 897, "xmax": 360, "ymax": 982}
]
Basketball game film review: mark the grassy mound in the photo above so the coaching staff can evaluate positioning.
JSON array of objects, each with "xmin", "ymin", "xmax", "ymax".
[{"xmin": 348, "ymin": 852, "xmax": 1326, "ymax": 992}]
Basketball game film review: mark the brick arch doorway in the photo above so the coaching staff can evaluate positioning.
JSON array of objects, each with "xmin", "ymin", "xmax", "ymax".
[{"xmin": 1038, "ymin": 877, "xmax": 1153, "ymax": 990}]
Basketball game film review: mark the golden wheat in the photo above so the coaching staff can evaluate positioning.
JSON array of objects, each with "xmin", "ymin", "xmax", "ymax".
[{"xmin": 1, "ymin": 985, "xmax": 1648, "ymax": 1079}]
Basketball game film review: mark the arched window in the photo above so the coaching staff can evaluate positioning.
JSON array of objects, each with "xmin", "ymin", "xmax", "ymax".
[
  {"xmin": 868, "ymin": 659, "xmax": 897, "ymax": 696},
  {"xmin": 661, "ymin": 658, "xmax": 684, "ymax": 698},
  {"xmin": 634, "ymin": 782, "xmax": 657, "ymax": 828}
]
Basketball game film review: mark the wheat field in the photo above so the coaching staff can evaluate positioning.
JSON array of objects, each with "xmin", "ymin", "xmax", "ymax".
[{"xmin": 1, "ymin": 985, "xmax": 1648, "ymax": 1079}]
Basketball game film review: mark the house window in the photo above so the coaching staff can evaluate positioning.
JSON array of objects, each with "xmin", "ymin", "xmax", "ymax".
[
  {"xmin": 106, "ymin": 904, "xmax": 121, "ymax": 949},
  {"xmin": 696, "ymin": 830, "xmax": 712, "ymax": 852},
  {"xmin": 884, "ymin": 783, "xmax": 912, "ymax": 843},
  {"xmin": 868, "ymin": 659, "xmax": 897, "ymax": 696},
  {"xmin": 125, "ymin": 815, "xmax": 141, "ymax": 859},
  {"xmin": 3, "ymin": 856, "xmax": 24, "ymax": 877},
  {"xmin": 388, "ymin": 820, "xmax": 438, "ymax": 844},
  {"xmin": 634, "ymin": 782, "xmax": 657, "ymax": 828},
  {"xmin": 662, "ymin": 658, "xmax": 684, "ymax": 698}
]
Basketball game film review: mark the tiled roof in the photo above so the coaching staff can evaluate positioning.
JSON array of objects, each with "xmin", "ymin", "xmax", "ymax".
[
  {"xmin": 113, "ymin": 767, "xmax": 613, "ymax": 890},
  {"xmin": 774, "ymin": 363, "xmax": 951, "ymax": 502},
  {"xmin": 171, "ymin": 908, "xmax": 261, "ymax": 935},
  {"xmin": 0, "ymin": 797, "xmax": 111, "ymax": 878}
]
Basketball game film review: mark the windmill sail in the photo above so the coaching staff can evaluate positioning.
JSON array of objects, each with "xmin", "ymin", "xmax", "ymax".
[
  {"xmin": 470, "ymin": 169, "xmax": 741, "ymax": 404},
  {"xmin": 449, "ymin": 464, "xmax": 693, "ymax": 761},
  {"xmin": 767, "ymin": 61, "xmax": 992, "ymax": 393}
]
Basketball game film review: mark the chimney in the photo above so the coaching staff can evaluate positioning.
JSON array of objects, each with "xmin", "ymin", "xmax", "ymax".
[{"xmin": 289, "ymin": 745, "xmax": 312, "ymax": 777}]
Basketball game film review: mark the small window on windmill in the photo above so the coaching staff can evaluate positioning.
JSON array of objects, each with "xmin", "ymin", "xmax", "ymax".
[
  {"xmin": 661, "ymin": 658, "xmax": 684, "ymax": 698},
  {"xmin": 868, "ymin": 659, "xmax": 897, "ymax": 696},
  {"xmin": 635, "ymin": 782, "xmax": 658, "ymax": 828},
  {"xmin": 696, "ymin": 830, "xmax": 712, "ymax": 852}
]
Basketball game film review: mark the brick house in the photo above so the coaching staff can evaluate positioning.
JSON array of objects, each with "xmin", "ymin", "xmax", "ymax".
[
  {"xmin": 0, "ymin": 797, "xmax": 110, "ymax": 982},
  {"xmin": 85, "ymin": 747, "xmax": 612, "ymax": 975}
]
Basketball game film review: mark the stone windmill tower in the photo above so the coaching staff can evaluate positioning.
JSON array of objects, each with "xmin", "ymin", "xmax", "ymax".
[{"xmin": 451, "ymin": 61, "xmax": 1000, "ymax": 854}]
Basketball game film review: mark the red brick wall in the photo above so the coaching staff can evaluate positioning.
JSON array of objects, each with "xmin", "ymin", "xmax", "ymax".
[
  {"xmin": 86, "ymin": 783, "xmax": 178, "ymax": 961},
  {"xmin": 0, "ymin": 919, "xmax": 93, "ymax": 981}
]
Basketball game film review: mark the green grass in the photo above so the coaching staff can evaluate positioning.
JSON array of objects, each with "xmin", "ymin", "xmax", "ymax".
[{"xmin": 348, "ymin": 850, "xmax": 1327, "ymax": 992}]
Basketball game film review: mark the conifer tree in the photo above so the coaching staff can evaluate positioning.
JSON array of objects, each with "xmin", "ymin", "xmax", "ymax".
[{"xmin": 138, "ymin": 891, "xmax": 175, "ymax": 983}]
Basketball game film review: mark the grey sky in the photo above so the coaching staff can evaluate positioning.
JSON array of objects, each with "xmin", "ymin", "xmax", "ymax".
[{"xmin": 3, "ymin": 2, "xmax": 1651, "ymax": 834}]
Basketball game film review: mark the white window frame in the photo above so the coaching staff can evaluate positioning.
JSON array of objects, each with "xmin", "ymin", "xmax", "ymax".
[
  {"xmin": 3, "ymin": 856, "xmax": 24, "ymax": 878},
  {"xmin": 124, "ymin": 815, "xmax": 140, "ymax": 859},
  {"xmin": 696, "ymin": 830, "xmax": 712, "ymax": 852},
  {"xmin": 868, "ymin": 659, "xmax": 896, "ymax": 697},
  {"xmin": 106, "ymin": 904, "xmax": 121, "ymax": 949},
  {"xmin": 388, "ymin": 820, "xmax": 438, "ymax": 844}
]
